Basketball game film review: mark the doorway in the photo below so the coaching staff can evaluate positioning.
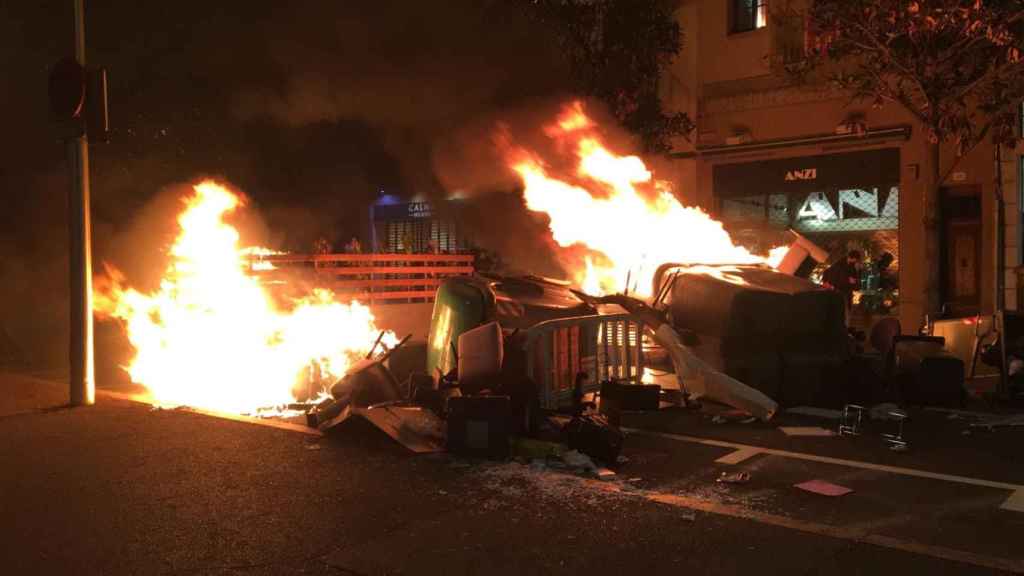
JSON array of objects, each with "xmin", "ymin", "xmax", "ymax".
[{"xmin": 940, "ymin": 186, "xmax": 982, "ymax": 316}]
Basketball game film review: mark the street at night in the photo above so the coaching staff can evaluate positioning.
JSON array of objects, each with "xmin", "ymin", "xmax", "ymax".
[
  {"xmin": 3, "ymin": 1, "xmax": 1024, "ymax": 574},
  {"xmin": 2, "ymin": 374, "xmax": 1023, "ymax": 574}
]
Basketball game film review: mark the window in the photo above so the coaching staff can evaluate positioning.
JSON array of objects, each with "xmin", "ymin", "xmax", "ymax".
[{"xmin": 732, "ymin": 0, "xmax": 768, "ymax": 34}]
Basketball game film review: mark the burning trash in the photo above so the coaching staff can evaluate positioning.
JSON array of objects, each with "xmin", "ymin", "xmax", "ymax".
[
  {"xmin": 94, "ymin": 103, "xmax": 854, "ymax": 468},
  {"xmin": 94, "ymin": 180, "xmax": 398, "ymax": 415},
  {"xmin": 502, "ymin": 101, "xmax": 788, "ymax": 296}
]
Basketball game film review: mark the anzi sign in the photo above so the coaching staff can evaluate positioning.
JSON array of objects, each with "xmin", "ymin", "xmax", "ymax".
[{"xmin": 785, "ymin": 168, "xmax": 817, "ymax": 181}]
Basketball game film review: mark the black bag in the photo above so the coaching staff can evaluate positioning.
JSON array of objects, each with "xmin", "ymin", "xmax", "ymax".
[
  {"xmin": 902, "ymin": 356, "xmax": 965, "ymax": 408},
  {"xmin": 564, "ymin": 413, "xmax": 623, "ymax": 465},
  {"xmin": 599, "ymin": 381, "xmax": 661, "ymax": 412}
]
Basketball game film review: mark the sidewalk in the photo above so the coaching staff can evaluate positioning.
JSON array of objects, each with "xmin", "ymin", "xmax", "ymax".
[{"xmin": 0, "ymin": 371, "xmax": 68, "ymax": 417}]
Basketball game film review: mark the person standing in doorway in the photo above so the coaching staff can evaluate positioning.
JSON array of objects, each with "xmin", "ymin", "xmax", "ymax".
[{"xmin": 822, "ymin": 250, "xmax": 862, "ymax": 321}]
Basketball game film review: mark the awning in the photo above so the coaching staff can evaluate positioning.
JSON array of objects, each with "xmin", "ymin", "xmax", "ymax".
[{"xmin": 713, "ymin": 148, "xmax": 900, "ymax": 198}]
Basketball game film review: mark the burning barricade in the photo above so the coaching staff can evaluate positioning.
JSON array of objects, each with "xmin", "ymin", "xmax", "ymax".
[{"xmin": 93, "ymin": 101, "xmax": 965, "ymax": 471}]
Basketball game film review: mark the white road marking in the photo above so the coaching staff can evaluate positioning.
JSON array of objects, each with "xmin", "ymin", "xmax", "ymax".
[
  {"xmin": 624, "ymin": 427, "xmax": 1024, "ymax": 494},
  {"xmin": 636, "ymin": 490, "xmax": 1024, "ymax": 574},
  {"xmin": 715, "ymin": 446, "xmax": 761, "ymax": 465}
]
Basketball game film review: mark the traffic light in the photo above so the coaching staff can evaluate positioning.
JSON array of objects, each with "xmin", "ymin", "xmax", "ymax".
[
  {"xmin": 85, "ymin": 67, "xmax": 109, "ymax": 143},
  {"xmin": 47, "ymin": 58, "xmax": 109, "ymax": 143},
  {"xmin": 48, "ymin": 57, "xmax": 85, "ymax": 121}
]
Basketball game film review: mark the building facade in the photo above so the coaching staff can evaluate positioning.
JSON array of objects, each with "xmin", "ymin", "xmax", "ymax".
[{"xmin": 663, "ymin": 0, "xmax": 1023, "ymax": 332}]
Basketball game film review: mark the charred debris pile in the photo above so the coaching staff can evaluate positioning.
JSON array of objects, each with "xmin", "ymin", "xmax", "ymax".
[{"xmin": 298, "ymin": 234, "xmax": 976, "ymax": 467}]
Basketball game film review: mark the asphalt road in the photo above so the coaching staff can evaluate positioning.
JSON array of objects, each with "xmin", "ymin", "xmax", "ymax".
[{"xmin": 1, "ymin": 374, "xmax": 1022, "ymax": 575}]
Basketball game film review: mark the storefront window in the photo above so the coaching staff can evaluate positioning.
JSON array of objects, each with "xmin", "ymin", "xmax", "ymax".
[
  {"xmin": 384, "ymin": 219, "xmax": 459, "ymax": 253},
  {"xmin": 719, "ymin": 186, "xmax": 900, "ymax": 319}
]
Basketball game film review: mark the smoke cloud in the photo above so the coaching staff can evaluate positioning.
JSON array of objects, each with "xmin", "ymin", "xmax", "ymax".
[{"xmin": 0, "ymin": 0, "xmax": 598, "ymax": 375}]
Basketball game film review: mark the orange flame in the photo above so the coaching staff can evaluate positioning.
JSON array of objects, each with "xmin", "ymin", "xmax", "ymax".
[
  {"xmin": 505, "ymin": 102, "xmax": 783, "ymax": 296},
  {"xmin": 94, "ymin": 180, "xmax": 396, "ymax": 414}
]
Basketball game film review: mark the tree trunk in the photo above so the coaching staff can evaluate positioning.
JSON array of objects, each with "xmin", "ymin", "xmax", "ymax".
[{"xmin": 924, "ymin": 140, "xmax": 942, "ymax": 319}]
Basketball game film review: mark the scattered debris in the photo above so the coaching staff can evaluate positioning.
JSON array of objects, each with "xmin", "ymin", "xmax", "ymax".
[
  {"xmin": 565, "ymin": 413, "xmax": 623, "ymax": 465},
  {"xmin": 562, "ymin": 449, "xmax": 597, "ymax": 471},
  {"xmin": 869, "ymin": 403, "xmax": 903, "ymax": 421},
  {"xmin": 717, "ymin": 472, "xmax": 751, "ymax": 484},
  {"xmin": 599, "ymin": 381, "xmax": 661, "ymax": 412},
  {"xmin": 794, "ymin": 479, "xmax": 853, "ymax": 497},
  {"xmin": 924, "ymin": 407, "xmax": 997, "ymax": 419},
  {"xmin": 474, "ymin": 461, "xmax": 632, "ymax": 507},
  {"xmin": 881, "ymin": 410, "xmax": 908, "ymax": 451},
  {"xmin": 650, "ymin": 324, "xmax": 778, "ymax": 422},
  {"xmin": 511, "ymin": 438, "xmax": 566, "ymax": 461},
  {"xmin": 968, "ymin": 414, "xmax": 1024, "ymax": 431},
  {"xmin": 839, "ymin": 404, "xmax": 865, "ymax": 436},
  {"xmin": 307, "ymin": 339, "xmax": 410, "ymax": 432},
  {"xmin": 395, "ymin": 407, "xmax": 446, "ymax": 440},
  {"xmin": 447, "ymin": 395, "xmax": 510, "ymax": 459},
  {"xmin": 779, "ymin": 426, "xmax": 835, "ymax": 437},
  {"xmin": 786, "ymin": 406, "xmax": 843, "ymax": 420},
  {"xmin": 363, "ymin": 406, "xmax": 446, "ymax": 453}
]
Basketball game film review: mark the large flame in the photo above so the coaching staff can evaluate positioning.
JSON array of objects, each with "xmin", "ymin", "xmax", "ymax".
[
  {"xmin": 94, "ymin": 180, "xmax": 395, "ymax": 414},
  {"xmin": 506, "ymin": 102, "xmax": 785, "ymax": 296}
]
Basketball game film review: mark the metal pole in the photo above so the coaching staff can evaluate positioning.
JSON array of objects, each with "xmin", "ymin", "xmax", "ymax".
[
  {"xmin": 69, "ymin": 0, "xmax": 95, "ymax": 406},
  {"xmin": 995, "ymin": 144, "xmax": 1008, "ymax": 398}
]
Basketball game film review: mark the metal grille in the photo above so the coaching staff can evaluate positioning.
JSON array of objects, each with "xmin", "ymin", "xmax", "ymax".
[
  {"xmin": 721, "ymin": 187, "xmax": 898, "ymax": 234},
  {"xmin": 721, "ymin": 186, "xmax": 901, "ymax": 318},
  {"xmin": 526, "ymin": 314, "xmax": 645, "ymax": 410},
  {"xmin": 385, "ymin": 219, "xmax": 459, "ymax": 253}
]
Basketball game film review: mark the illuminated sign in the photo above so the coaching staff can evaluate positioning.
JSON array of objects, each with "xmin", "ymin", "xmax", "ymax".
[
  {"xmin": 785, "ymin": 168, "xmax": 817, "ymax": 181},
  {"xmin": 407, "ymin": 202, "xmax": 433, "ymax": 218},
  {"xmin": 373, "ymin": 201, "xmax": 436, "ymax": 221}
]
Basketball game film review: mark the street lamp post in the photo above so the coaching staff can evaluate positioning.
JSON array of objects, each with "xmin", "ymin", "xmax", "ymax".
[{"xmin": 68, "ymin": 0, "xmax": 95, "ymax": 406}]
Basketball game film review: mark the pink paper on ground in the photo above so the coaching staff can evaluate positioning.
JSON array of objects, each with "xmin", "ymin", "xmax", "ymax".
[{"xmin": 794, "ymin": 479, "xmax": 853, "ymax": 497}]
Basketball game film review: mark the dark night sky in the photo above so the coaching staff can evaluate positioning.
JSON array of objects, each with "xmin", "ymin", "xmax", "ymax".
[{"xmin": 0, "ymin": 0, "xmax": 575, "ymax": 368}]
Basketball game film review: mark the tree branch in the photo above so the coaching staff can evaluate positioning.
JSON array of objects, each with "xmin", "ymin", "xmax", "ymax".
[{"xmin": 939, "ymin": 121, "xmax": 991, "ymax": 185}]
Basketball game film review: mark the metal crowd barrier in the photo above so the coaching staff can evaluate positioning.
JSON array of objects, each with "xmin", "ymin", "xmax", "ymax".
[{"xmin": 524, "ymin": 313, "xmax": 646, "ymax": 410}]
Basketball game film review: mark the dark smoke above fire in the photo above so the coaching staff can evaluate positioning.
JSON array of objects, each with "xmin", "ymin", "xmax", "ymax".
[{"xmin": 0, "ymin": 0, "xmax": 587, "ymax": 372}]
